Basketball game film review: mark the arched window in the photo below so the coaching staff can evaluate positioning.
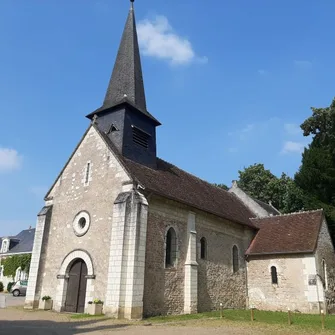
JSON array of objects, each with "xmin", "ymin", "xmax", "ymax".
[
  {"xmin": 232, "ymin": 245, "xmax": 239, "ymax": 273},
  {"xmin": 271, "ymin": 266, "xmax": 278, "ymax": 284},
  {"xmin": 165, "ymin": 228, "xmax": 177, "ymax": 268},
  {"xmin": 200, "ymin": 237, "xmax": 207, "ymax": 260}
]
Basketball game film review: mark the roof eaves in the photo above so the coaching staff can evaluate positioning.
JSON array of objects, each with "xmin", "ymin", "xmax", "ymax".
[
  {"xmin": 86, "ymin": 99, "xmax": 161, "ymax": 126},
  {"xmin": 246, "ymin": 250, "xmax": 315, "ymax": 257}
]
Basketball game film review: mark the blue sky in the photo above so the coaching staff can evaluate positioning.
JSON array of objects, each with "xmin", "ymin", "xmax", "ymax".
[{"xmin": 1, "ymin": 0, "xmax": 335, "ymax": 236}]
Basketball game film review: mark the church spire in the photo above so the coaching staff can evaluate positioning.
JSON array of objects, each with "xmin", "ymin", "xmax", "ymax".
[
  {"xmin": 103, "ymin": 0, "xmax": 147, "ymax": 113},
  {"xmin": 87, "ymin": 0, "xmax": 160, "ymax": 169}
]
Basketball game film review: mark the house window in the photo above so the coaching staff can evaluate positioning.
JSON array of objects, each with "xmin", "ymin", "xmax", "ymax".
[
  {"xmin": 271, "ymin": 266, "xmax": 278, "ymax": 284},
  {"xmin": 15, "ymin": 267, "xmax": 22, "ymax": 281},
  {"xmin": 200, "ymin": 237, "xmax": 207, "ymax": 260},
  {"xmin": 132, "ymin": 125, "xmax": 150, "ymax": 149},
  {"xmin": 85, "ymin": 162, "xmax": 91, "ymax": 185},
  {"xmin": 232, "ymin": 245, "xmax": 239, "ymax": 273},
  {"xmin": 165, "ymin": 228, "xmax": 177, "ymax": 268},
  {"xmin": 1, "ymin": 239, "xmax": 9, "ymax": 253}
]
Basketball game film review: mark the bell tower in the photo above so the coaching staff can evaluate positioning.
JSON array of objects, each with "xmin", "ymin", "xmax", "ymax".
[{"xmin": 86, "ymin": 0, "xmax": 161, "ymax": 169}]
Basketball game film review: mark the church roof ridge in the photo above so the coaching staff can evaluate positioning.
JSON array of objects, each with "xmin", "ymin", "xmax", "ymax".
[{"xmin": 250, "ymin": 208, "xmax": 324, "ymax": 220}]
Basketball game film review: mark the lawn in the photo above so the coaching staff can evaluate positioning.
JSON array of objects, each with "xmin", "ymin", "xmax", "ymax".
[{"xmin": 146, "ymin": 309, "xmax": 335, "ymax": 332}]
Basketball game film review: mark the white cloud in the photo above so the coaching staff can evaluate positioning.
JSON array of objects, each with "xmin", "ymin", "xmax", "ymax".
[
  {"xmin": 0, "ymin": 147, "xmax": 22, "ymax": 172},
  {"xmin": 294, "ymin": 60, "xmax": 312, "ymax": 69},
  {"xmin": 137, "ymin": 15, "xmax": 207, "ymax": 66},
  {"xmin": 281, "ymin": 141, "xmax": 305, "ymax": 154},
  {"xmin": 284, "ymin": 123, "xmax": 301, "ymax": 135}
]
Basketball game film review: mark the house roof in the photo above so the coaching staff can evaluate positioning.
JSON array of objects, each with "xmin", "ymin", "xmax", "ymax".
[
  {"xmin": 0, "ymin": 229, "xmax": 35, "ymax": 255},
  {"xmin": 246, "ymin": 210, "xmax": 324, "ymax": 256},
  {"xmin": 96, "ymin": 127, "xmax": 256, "ymax": 229}
]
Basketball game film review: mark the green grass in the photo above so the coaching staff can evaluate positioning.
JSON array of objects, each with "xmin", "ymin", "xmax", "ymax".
[
  {"xmin": 146, "ymin": 309, "xmax": 335, "ymax": 331},
  {"xmin": 70, "ymin": 313, "xmax": 108, "ymax": 320}
]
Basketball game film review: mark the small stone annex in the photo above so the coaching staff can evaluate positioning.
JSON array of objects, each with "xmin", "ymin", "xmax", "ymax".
[{"xmin": 24, "ymin": 1, "xmax": 335, "ymax": 318}]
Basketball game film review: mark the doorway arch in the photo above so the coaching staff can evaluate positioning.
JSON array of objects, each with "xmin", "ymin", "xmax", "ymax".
[
  {"xmin": 55, "ymin": 250, "xmax": 95, "ymax": 313},
  {"xmin": 64, "ymin": 259, "xmax": 88, "ymax": 313}
]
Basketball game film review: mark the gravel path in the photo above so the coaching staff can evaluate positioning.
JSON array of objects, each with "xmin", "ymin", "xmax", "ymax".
[{"xmin": 0, "ymin": 308, "xmax": 328, "ymax": 335}]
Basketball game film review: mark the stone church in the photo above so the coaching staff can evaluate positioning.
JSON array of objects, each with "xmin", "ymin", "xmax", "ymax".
[{"xmin": 25, "ymin": 1, "xmax": 335, "ymax": 318}]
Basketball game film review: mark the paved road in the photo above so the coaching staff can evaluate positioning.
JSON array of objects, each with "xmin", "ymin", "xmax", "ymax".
[{"xmin": 0, "ymin": 293, "xmax": 25, "ymax": 307}]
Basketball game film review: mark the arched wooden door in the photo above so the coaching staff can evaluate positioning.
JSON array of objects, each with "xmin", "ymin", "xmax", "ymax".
[{"xmin": 64, "ymin": 259, "xmax": 88, "ymax": 313}]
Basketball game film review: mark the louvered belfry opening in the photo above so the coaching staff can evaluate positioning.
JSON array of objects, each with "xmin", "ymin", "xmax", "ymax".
[{"xmin": 132, "ymin": 126, "xmax": 150, "ymax": 149}]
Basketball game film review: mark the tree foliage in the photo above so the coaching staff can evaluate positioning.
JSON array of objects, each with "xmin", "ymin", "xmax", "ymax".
[
  {"xmin": 295, "ymin": 97, "xmax": 335, "ymax": 240},
  {"xmin": 237, "ymin": 164, "xmax": 305, "ymax": 213},
  {"xmin": 213, "ymin": 183, "xmax": 229, "ymax": 191},
  {"xmin": 2, "ymin": 254, "xmax": 32, "ymax": 280}
]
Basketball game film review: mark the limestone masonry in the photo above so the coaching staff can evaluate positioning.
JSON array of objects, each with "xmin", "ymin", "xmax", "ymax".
[{"xmin": 24, "ymin": 1, "xmax": 335, "ymax": 318}]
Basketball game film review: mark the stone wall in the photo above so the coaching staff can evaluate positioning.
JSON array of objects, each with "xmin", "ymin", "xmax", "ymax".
[
  {"xmin": 314, "ymin": 219, "xmax": 335, "ymax": 312},
  {"xmin": 143, "ymin": 195, "xmax": 254, "ymax": 317},
  {"xmin": 35, "ymin": 126, "xmax": 131, "ymax": 308},
  {"xmin": 247, "ymin": 255, "xmax": 322, "ymax": 313}
]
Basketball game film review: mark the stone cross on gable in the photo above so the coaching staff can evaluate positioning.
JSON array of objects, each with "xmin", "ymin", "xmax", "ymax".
[{"xmin": 92, "ymin": 114, "xmax": 98, "ymax": 125}]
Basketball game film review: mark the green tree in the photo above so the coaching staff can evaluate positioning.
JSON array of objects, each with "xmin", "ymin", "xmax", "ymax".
[
  {"xmin": 295, "ymin": 97, "xmax": 335, "ymax": 241},
  {"xmin": 2, "ymin": 254, "xmax": 32, "ymax": 280},
  {"xmin": 213, "ymin": 183, "xmax": 229, "ymax": 191},
  {"xmin": 237, "ymin": 164, "xmax": 275, "ymax": 203},
  {"xmin": 237, "ymin": 164, "xmax": 306, "ymax": 213}
]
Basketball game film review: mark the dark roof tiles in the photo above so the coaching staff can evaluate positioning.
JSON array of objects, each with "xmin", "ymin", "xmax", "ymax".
[
  {"xmin": 95, "ymin": 125, "xmax": 256, "ymax": 228},
  {"xmin": 246, "ymin": 210, "xmax": 324, "ymax": 256},
  {"xmin": 0, "ymin": 229, "xmax": 35, "ymax": 254},
  {"xmin": 123, "ymin": 157, "xmax": 257, "ymax": 228}
]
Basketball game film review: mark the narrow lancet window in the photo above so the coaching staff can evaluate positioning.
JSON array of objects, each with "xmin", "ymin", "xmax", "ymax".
[
  {"xmin": 200, "ymin": 237, "xmax": 207, "ymax": 260},
  {"xmin": 232, "ymin": 245, "xmax": 239, "ymax": 273},
  {"xmin": 85, "ymin": 162, "xmax": 91, "ymax": 185},
  {"xmin": 271, "ymin": 266, "xmax": 278, "ymax": 284},
  {"xmin": 165, "ymin": 228, "xmax": 177, "ymax": 268}
]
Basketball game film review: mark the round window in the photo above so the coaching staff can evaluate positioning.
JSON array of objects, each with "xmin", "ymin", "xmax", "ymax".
[{"xmin": 73, "ymin": 211, "xmax": 90, "ymax": 237}]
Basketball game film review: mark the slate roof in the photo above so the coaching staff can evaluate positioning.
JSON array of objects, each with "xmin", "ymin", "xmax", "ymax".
[
  {"xmin": 95, "ymin": 127, "xmax": 257, "ymax": 228},
  {"xmin": 0, "ymin": 229, "xmax": 35, "ymax": 255},
  {"xmin": 246, "ymin": 210, "xmax": 324, "ymax": 256},
  {"xmin": 86, "ymin": 3, "xmax": 160, "ymax": 125},
  {"xmin": 253, "ymin": 199, "xmax": 281, "ymax": 216}
]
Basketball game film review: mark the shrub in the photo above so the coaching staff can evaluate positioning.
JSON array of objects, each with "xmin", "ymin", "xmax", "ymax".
[
  {"xmin": 93, "ymin": 299, "xmax": 103, "ymax": 304},
  {"xmin": 7, "ymin": 282, "xmax": 15, "ymax": 292},
  {"xmin": 42, "ymin": 296, "xmax": 51, "ymax": 301},
  {"xmin": 0, "ymin": 282, "xmax": 3, "ymax": 292}
]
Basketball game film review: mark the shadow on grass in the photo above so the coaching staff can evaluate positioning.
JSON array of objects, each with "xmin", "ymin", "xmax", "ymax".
[{"xmin": 0, "ymin": 318, "xmax": 129, "ymax": 335}]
